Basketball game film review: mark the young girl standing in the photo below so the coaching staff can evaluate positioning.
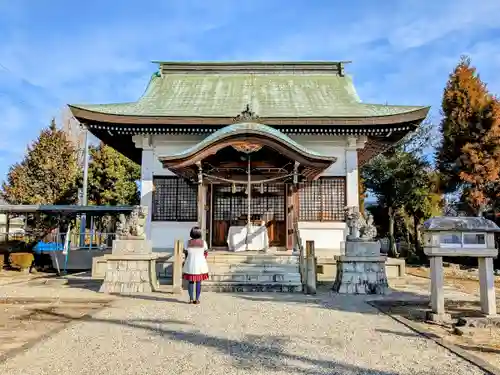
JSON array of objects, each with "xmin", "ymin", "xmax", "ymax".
[{"xmin": 182, "ymin": 226, "xmax": 209, "ymax": 304}]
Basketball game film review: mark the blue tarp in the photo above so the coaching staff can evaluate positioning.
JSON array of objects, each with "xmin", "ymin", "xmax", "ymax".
[{"xmin": 33, "ymin": 242, "xmax": 63, "ymax": 253}]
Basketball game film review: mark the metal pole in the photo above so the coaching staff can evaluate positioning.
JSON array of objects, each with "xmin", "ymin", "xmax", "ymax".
[
  {"xmin": 82, "ymin": 127, "xmax": 89, "ymax": 205},
  {"xmin": 246, "ymin": 154, "xmax": 251, "ymax": 250},
  {"xmin": 89, "ymin": 216, "xmax": 94, "ymax": 251},
  {"xmin": 79, "ymin": 127, "xmax": 90, "ymax": 247}
]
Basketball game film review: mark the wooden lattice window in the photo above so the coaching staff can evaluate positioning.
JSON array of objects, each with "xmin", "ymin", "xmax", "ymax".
[
  {"xmin": 298, "ymin": 177, "xmax": 346, "ymax": 221},
  {"xmin": 152, "ymin": 176, "xmax": 198, "ymax": 221}
]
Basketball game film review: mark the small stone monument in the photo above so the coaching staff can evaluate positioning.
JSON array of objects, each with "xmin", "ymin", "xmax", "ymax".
[
  {"xmin": 423, "ymin": 216, "xmax": 500, "ymax": 321},
  {"xmin": 332, "ymin": 207, "xmax": 388, "ymax": 294},
  {"xmin": 99, "ymin": 206, "xmax": 160, "ymax": 294}
]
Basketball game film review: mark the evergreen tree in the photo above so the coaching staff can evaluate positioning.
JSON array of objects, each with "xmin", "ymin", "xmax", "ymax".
[
  {"xmin": 436, "ymin": 56, "xmax": 493, "ymax": 195},
  {"xmin": 1, "ymin": 118, "xmax": 79, "ymax": 205},
  {"xmin": 459, "ymin": 98, "xmax": 500, "ymax": 214},
  {"xmin": 362, "ymin": 150, "xmax": 431, "ymax": 257},
  {"xmin": 87, "ymin": 142, "xmax": 140, "ymax": 206},
  {"xmin": 1, "ymin": 118, "xmax": 79, "ymax": 245}
]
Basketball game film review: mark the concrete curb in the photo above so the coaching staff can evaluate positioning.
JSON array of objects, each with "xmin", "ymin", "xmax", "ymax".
[
  {"xmin": 0, "ymin": 296, "xmax": 115, "ymax": 304},
  {"xmin": 0, "ymin": 270, "xmax": 94, "ymax": 287},
  {"xmin": 367, "ymin": 300, "xmax": 500, "ymax": 375},
  {"xmin": 0, "ymin": 272, "xmax": 60, "ymax": 286}
]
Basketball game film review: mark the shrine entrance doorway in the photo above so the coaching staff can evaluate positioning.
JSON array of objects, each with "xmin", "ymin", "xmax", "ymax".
[
  {"xmin": 209, "ymin": 182, "xmax": 287, "ymax": 248},
  {"xmin": 203, "ymin": 144, "xmax": 290, "ymax": 250},
  {"xmin": 158, "ymin": 122, "xmax": 338, "ymax": 251}
]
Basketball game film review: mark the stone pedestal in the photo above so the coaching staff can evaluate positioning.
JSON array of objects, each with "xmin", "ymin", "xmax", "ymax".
[
  {"xmin": 428, "ymin": 256, "xmax": 450, "ymax": 321},
  {"xmin": 332, "ymin": 241, "xmax": 388, "ymax": 295},
  {"xmin": 479, "ymin": 257, "xmax": 497, "ymax": 316},
  {"xmin": 99, "ymin": 239, "xmax": 159, "ymax": 295}
]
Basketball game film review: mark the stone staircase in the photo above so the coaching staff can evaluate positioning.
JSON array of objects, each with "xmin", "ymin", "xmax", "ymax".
[{"xmin": 157, "ymin": 252, "xmax": 302, "ymax": 293}]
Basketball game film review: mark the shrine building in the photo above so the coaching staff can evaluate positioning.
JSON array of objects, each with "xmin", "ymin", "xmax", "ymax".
[{"xmin": 69, "ymin": 61, "xmax": 429, "ymax": 254}]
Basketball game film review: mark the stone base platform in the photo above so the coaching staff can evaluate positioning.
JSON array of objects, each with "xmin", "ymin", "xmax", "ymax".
[
  {"xmin": 332, "ymin": 241, "xmax": 389, "ymax": 295},
  {"xmin": 98, "ymin": 239, "xmax": 161, "ymax": 295},
  {"xmin": 332, "ymin": 255, "xmax": 389, "ymax": 294},
  {"xmin": 99, "ymin": 254, "xmax": 160, "ymax": 294}
]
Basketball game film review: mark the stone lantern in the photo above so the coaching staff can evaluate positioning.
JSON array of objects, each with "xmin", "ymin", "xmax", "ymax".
[{"xmin": 422, "ymin": 216, "xmax": 500, "ymax": 321}]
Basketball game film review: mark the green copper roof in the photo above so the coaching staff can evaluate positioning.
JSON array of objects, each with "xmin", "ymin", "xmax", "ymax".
[
  {"xmin": 164, "ymin": 122, "xmax": 328, "ymax": 160},
  {"xmin": 71, "ymin": 65, "xmax": 427, "ymax": 118}
]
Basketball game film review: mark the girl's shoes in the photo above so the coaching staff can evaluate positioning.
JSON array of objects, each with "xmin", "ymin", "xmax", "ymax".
[
  {"xmin": 194, "ymin": 300, "xmax": 200, "ymax": 305},
  {"xmin": 189, "ymin": 300, "xmax": 194, "ymax": 304}
]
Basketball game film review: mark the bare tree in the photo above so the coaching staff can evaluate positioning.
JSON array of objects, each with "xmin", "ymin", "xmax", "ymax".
[{"xmin": 61, "ymin": 106, "xmax": 86, "ymax": 167}]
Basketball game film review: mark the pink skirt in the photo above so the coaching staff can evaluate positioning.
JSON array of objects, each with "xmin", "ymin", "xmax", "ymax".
[{"xmin": 183, "ymin": 273, "xmax": 209, "ymax": 282}]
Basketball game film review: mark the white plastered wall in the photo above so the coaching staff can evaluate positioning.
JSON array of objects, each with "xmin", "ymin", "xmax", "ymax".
[
  {"xmin": 289, "ymin": 135, "xmax": 365, "ymax": 256},
  {"xmin": 134, "ymin": 133, "xmax": 366, "ymax": 254}
]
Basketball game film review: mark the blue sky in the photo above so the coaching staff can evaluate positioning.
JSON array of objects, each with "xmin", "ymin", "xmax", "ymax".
[{"xmin": 0, "ymin": 0, "xmax": 500, "ymax": 180}]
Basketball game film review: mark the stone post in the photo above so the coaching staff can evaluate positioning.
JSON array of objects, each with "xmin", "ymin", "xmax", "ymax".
[
  {"xmin": 305, "ymin": 240, "xmax": 316, "ymax": 295},
  {"xmin": 478, "ymin": 257, "xmax": 496, "ymax": 316},
  {"xmin": 429, "ymin": 256, "xmax": 447, "ymax": 320},
  {"xmin": 172, "ymin": 239, "xmax": 183, "ymax": 294}
]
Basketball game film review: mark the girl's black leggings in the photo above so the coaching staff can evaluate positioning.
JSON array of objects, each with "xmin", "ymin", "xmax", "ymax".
[{"xmin": 187, "ymin": 281, "xmax": 202, "ymax": 301}]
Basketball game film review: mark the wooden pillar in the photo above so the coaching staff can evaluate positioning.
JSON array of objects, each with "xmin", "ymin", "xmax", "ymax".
[
  {"xmin": 288, "ymin": 162, "xmax": 300, "ymax": 251},
  {"xmin": 198, "ymin": 185, "xmax": 206, "ymax": 241},
  {"xmin": 287, "ymin": 184, "xmax": 298, "ymax": 251},
  {"xmin": 196, "ymin": 162, "xmax": 206, "ymax": 241}
]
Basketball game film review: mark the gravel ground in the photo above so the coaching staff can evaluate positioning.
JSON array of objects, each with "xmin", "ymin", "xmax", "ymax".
[{"xmin": 0, "ymin": 289, "xmax": 489, "ymax": 375}]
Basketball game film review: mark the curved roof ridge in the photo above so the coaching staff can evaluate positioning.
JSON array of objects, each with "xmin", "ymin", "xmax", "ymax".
[
  {"xmin": 68, "ymin": 64, "xmax": 430, "ymax": 123},
  {"xmin": 161, "ymin": 122, "xmax": 335, "ymax": 162}
]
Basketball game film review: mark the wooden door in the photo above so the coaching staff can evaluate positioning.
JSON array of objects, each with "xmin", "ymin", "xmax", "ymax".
[
  {"xmin": 210, "ymin": 183, "xmax": 287, "ymax": 248},
  {"xmin": 253, "ymin": 183, "xmax": 286, "ymax": 248},
  {"xmin": 211, "ymin": 184, "xmax": 246, "ymax": 247}
]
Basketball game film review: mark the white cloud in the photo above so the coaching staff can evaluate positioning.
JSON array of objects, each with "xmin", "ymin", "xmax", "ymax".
[{"xmin": 0, "ymin": 0, "xmax": 499, "ymax": 180}]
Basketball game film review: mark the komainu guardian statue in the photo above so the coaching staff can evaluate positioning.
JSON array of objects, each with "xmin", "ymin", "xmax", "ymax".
[
  {"xmin": 116, "ymin": 206, "xmax": 148, "ymax": 240},
  {"xmin": 345, "ymin": 206, "xmax": 377, "ymax": 241}
]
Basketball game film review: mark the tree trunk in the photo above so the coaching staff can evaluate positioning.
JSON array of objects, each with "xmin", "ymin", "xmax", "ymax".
[
  {"xmin": 413, "ymin": 215, "xmax": 424, "ymax": 262},
  {"xmin": 404, "ymin": 223, "xmax": 411, "ymax": 258},
  {"xmin": 388, "ymin": 207, "xmax": 398, "ymax": 258}
]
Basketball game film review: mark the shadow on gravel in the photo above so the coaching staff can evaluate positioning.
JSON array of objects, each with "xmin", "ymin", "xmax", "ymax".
[
  {"xmin": 62, "ymin": 276, "xmax": 190, "ymax": 305},
  {"xmin": 23, "ymin": 308, "xmax": 414, "ymax": 375},
  {"xmin": 62, "ymin": 274, "xmax": 430, "ymax": 315},
  {"xmin": 233, "ymin": 286, "xmax": 428, "ymax": 316}
]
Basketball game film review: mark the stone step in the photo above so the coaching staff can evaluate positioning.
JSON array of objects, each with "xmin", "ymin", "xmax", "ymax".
[
  {"xmin": 201, "ymin": 281, "xmax": 302, "ymax": 293},
  {"xmin": 158, "ymin": 269, "xmax": 300, "ymax": 281},
  {"xmin": 209, "ymin": 272, "xmax": 301, "ymax": 283},
  {"xmin": 206, "ymin": 254, "xmax": 299, "ymax": 265},
  {"xmin": 157, "ymin": 263, "xmax": 299, "ymax": 277},
  {"xmin": 208, "ymin": 264, "xmax": 299, "ymax": 272}
]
